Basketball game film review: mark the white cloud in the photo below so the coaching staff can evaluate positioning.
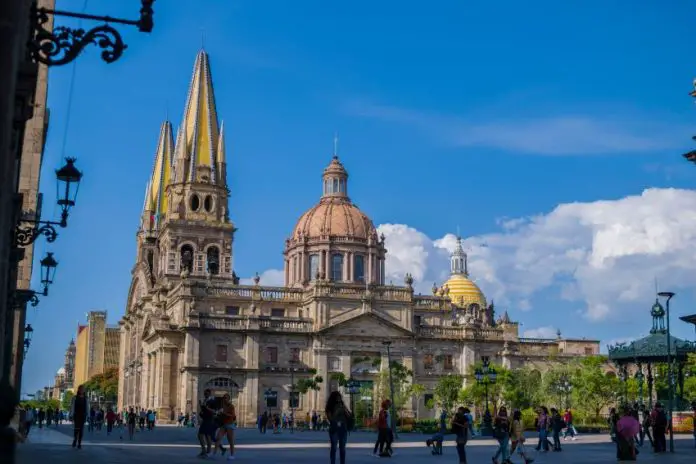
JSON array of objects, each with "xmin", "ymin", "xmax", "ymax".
[
  {"xmin": 240, "ymin": 269, "xmax": 284, "ymax": 286},
  {"xmin": 378, "ymin": 188, "xmax": 696, "ymax": 322},
  {"xmin": 522, "ymin": 326, "xmax": 558, "ymax": 339},
  {"xmin": 342, "ymin": 100, "xmax": 689, "ymax": 156}
]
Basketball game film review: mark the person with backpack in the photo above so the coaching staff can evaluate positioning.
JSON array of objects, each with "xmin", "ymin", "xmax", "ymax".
[
  {"xmin": 491, "ymin": 406, "xmax": 511, "ymax": 464},
  {"xmin": 326, "ymin": 391, "xmax": 353, "ymax": 464},
  {"xmin": 451, "ymin": 406, "xmax": 470, "ymax": 463}
]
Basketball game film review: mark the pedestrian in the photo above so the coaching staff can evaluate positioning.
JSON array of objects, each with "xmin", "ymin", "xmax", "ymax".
[
  {"xmin": 196, "ymin": 389, "xmax": 217, "ymax": 458},
  {"xmin": 650, "ymin": 403, "xmax": 667, "ymax": 453},
  {"xmin": 127, "ymin": 407, "xmax": 136, "ymax": 440},
  {"xmin": 70, "ymin": 385, "xmax": 88, "ymax": 449},
  {"xmin": 562, "ymin": 408, "xmax": 576, "ymax": 440},
  {"xmin": 534, "ymin": 406, "xmax": 550, "ymax": 452},
  {"xmin": 549, "ymin": 408, "xmax": 565, "ymax": 451},
  {"xmin": 106, "ymin": 407, "xmax": 116, "ymax": 435},
  {"xmin": 492, "ymin": 406, "xmax": 511, "ymax": 464},
  {"xmin": 451, "ymin": 406, "xmax": 470, "ymax": 463},
  {"xmin": 616, "ymin": 405, "xmax": 640, "ymax": 461},
  {"xmin": 212, "ymin": 394, "xmax": 236, "ymax": 461},
  {"xmin": 373, "ymin": 400, "xmax": 389, "ymax": 457},
  {"xmin": 22, "ymin": 407, "xmax": 33, "ymax": 439},
  {"xmin": 326, "ymin": 391, "xmax": 353, "ymax": 464}
]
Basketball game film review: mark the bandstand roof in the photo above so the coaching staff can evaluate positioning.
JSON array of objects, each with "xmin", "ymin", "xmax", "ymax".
[
  {"xmin": 608, "ymin": 299, "xmax": 696, "ymax": 363},
  {"xmin": 608, "ymin": 333, "xmax": 696, "ymax": 363}
]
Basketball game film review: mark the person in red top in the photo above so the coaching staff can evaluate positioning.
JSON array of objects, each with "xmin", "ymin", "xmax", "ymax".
[
  {"xmin": 373, "ymin": 400, "xmax": 390, "ymax": 457},
  {"xmin": 563, "ymin": 408, "xmax": 576, "ymax": 440},
  {"xmin": 106, "ymin": 408, "xmax": 117, "ymax": 435}
]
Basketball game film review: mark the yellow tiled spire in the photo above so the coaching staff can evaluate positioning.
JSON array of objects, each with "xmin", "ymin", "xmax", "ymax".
[
  {"xmin": 181, "ymin": 49, "xmax": 220, "ymax": 183},
  {"xmin": 216, "ymin": 120, "xmax": 227, "ymax": 187},
  {"xmin": 148, "ymin": 121, "xmax": 174, "ymax": 224}
]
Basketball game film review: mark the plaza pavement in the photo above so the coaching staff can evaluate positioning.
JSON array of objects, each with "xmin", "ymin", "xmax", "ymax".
[{"xmin": 16, "ymin": 424, "xmax": 696, "ymax": 463}]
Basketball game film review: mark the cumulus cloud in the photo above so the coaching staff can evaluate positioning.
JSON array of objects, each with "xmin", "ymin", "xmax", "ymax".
[
  {"xmin": 378, "ymin": 188, "xmax": 696, "ymax": 322},
  {"xmin": 342, "ymin": 100, "xmax": 689, "ymax": 156},
  {"xmin": 522, "ymin": 326, "xmax": 558, "ymax": 339}
]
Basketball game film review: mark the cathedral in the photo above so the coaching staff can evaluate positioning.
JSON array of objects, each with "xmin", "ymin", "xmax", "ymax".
[{"xmin": 117, "ymin": 50, "xmax": 600, "ymax": 424}]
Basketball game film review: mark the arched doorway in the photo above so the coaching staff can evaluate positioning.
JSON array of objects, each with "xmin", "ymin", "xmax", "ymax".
[{"xmin": 205, "ymin": 377, "xmax": 241, "ymax": 399}]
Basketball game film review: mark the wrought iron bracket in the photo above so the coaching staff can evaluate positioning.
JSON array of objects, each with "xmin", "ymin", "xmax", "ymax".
[
  {"xmin": 14, "ymin": 289, "xmax": 41, "ymax": 308},
  {"xmin": 15, "ymin": 221, "xmax": 58, "ymax": 246},
  {"xmin": 28, "ymin": 0, "xmax": 155, "ymax": 66}
]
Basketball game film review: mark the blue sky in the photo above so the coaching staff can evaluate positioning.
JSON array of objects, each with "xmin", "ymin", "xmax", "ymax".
[{"xmin": 23, "ymin": 0, "xmax": 696, "ymax": 393}]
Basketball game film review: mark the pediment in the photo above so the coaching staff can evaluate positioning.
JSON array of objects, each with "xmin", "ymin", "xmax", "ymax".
[
  {"xmin": 141, "ymin": 314, "xmax": 156, "ymax": 340},
  {"xmin": 321, "ymin": 311, "xmax": 414, "ymax": 338}
]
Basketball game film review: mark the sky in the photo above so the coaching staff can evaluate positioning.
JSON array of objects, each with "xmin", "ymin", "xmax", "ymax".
[{"xmin": 22, "ymin": 0, "xmax": 696, "ymax": 393}]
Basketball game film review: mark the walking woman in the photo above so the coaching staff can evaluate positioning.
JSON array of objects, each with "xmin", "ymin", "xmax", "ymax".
[
  {"xmin": 326, "ymin": 391, "xmax": 353, "ymax": 464},
  {"xmin": 451, "ymin": 406, "xmax": 470, "ymax": 464},
  {"xmin": 70, "ymin": 385, "xmax": 88, "ymax": 449},
  {"xmin": 212, "ymin": 394, "xmax": 236, "ymax": 461}
]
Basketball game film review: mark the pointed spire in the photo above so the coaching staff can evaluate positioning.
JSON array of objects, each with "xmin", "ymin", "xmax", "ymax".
[
  {"xmin": 181, "ymin": 49, "xmax": 220, "ymax": 183},
  {"xmin": 173, "ymin": 124, "xmax": 188, "ymax": 183},
  {"xmin": 148, "ymin": 121, "xmax": 174, "ymax": 225},
  {"xmin": 140, "ymin": 181, "xmax": 153, "ymax": 230},
  {"xmin": 216, "ymin": 120, "xmax": 227, "ymax": 187}
]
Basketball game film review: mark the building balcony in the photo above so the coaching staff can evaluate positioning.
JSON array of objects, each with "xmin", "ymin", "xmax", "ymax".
[
  {"xmin": 417, "ymin": 325, "xmax": 506, "ymax": 341},
  {"xmin": 189, "ymin": 315, "xmax": 313, "ymax": 333}
]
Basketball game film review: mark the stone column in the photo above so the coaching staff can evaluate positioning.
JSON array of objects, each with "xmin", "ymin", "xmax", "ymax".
[
  {"xmin": 381, "ymin": 259, "xmax": 385, "ymax": 285},
  {"xmin": 244, "ymin": 371, "xmax": 259, "ymax": 427},
  {"xmin": 284, "ymin": 259, "xmax": 289, "ymax": 286},
  {"xmin": 157, "ymin": 347, "xmax": 175, "ymax": 422},
  {"xmin": 152, "ymin": 351, "xmax": 159, "ymax": 408},
  {"xmin": 315, "ymin": 352, "xmax": 329, "ymax": 411},
  {"xmin": 345, "ymin": 252, "xmax": 351, "ymax": 282},
  {"xmin": 368, "ymin": 253, "xmax": 374, "ymax": 284}
]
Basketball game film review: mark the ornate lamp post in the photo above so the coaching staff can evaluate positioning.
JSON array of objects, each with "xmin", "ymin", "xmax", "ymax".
[
  {"xmin": 346, "ymin": 378, "xmax": 361, "ymax": 431},
  {"xmin": 558, "ymin": 374, "xmax": 572, "ymax": 409},
  {"xmin": 635, "ymin": 366, "xmax": 645, "ymax": 405},
  {"xmin": 382, "ymin": 340, "xmax": 398, "ymax": 437},
  {"xmin": 475, "ymin": 359, "xmax": 497, "ymax": 436},
  {"xmin": 657, "ymin": 291, "xmax": 676, "ymax": 453},
  {"xmin": 14, "ymin": 252, "xmax": 58, "ymax": 307},
  {"xmin": 15, "ymin": 158, "xmax": 82, "ymax": 246},
  {"xmin": 22, "ymin": 324, "xmax": 34, "ymax": 359}
]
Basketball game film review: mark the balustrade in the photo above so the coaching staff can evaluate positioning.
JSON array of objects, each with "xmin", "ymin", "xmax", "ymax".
[
  {"xmin": 193, "ymin": 315, "xmax": 312, "ymax": 333},
  {"xmin": 417, "ymin": 325, "xmax": 506, "ymax": 340}
]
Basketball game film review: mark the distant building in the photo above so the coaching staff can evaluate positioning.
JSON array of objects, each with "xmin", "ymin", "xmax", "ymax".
[{"xmin": 73, "ymin": 311, "xmax": 120, "ymax": 387}]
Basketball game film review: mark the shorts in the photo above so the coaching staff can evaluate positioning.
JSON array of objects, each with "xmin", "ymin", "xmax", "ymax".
[
  {"xmin": 223, "ymin": 423, "xmax": 237, "ymax": 431},
  {"xmin": 198, "ymin": 421, "xmax": 217, "ymax": 438}
]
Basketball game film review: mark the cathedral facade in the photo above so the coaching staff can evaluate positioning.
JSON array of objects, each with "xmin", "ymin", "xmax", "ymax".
[{"xmin": 117, "ymin": 51, "xmax": 600, "ymax": 424}]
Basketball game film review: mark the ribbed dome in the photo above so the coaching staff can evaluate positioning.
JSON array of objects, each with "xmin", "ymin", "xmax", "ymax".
[
  {"xmin": 444, "ymin": 274, "xmax": 487, "ymax": 309},
  {"xmin": 292, "ymin": 197, "xmax": 377, "ymax": 240}
]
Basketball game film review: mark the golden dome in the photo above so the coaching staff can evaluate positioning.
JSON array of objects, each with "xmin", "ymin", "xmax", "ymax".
[
  {"xmin": 292, "ymin": 197, "xmax": 377, "ymax": 240},
  {"xmin": 443, "ymin": 274, "xmax": 487, "ymax": 309}
]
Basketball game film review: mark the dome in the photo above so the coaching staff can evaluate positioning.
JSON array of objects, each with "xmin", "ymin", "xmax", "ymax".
[
  {"xmin": 292, "ymin": 198, "xmax": 377, "ymax": 241},
  {"xmin": 289, "ymin": 155, "xmax": 378, "ymax": 242},
  {"xmin": 443, "ymin": 274, "xmax": 487, "ymax": 309}
]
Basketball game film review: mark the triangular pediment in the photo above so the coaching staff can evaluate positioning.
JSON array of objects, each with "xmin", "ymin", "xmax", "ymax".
[
  {"xmin": 141, "ymin": 315, "xmax": 156, "ymax": 340},
  {"xmin": 321, "ymin": 311, "xmax": 414, "ymax": 338}
]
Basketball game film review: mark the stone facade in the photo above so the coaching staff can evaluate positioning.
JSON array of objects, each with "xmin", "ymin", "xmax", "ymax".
[{"xmin": 118, "ymin": 50, "xmax": 600, "ymax": 424}]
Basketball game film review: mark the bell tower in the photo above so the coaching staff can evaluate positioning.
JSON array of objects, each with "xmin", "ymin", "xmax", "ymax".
[{"xmin": 134, "ymin": 49, "xmax": 236, "ymax": 284}]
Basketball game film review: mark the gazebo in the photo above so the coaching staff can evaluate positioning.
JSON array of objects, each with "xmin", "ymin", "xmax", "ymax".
[{"xmin": 608, "ymin": 299, "xmax": 696, "ymax": 409}]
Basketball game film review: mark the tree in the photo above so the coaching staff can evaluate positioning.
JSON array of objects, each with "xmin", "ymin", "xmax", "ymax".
[
  {"xmin": 433, "ymin": 374, "xmax": 464, "ymax": 413},
  {"xmin": 61, "ymin": 390, "xmax": 74, "ymax": 412},
  {"xmin": 376, "ymin": 360, "xmax": 413, "ymax": 424},
  {"xmin": 294, "ymin": 369, "xmax": 324, "ymax": 394},
  {"xmin": 573, "ymin": 356, "xmax": 620, "ymax": 420},
  {"xmin": 83, "ymin": 367, "xmax": 119, "ymax": 401},
  {"xmin": 409, "ymin": 383, "xmax": 426, "ymax": 420}
]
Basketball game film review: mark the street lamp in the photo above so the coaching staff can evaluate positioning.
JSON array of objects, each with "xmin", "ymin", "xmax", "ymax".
[
  {"xmin": 288, "ymin": 365, "xmax": 299, "ymax": 434},
  {"xmin": 382, "ymin": 340, "xmax": 398, "ymax": 438},
  {"xmin": 657, "ymin": 290, "xmax": 675, "ymax": 453},
  {"xmin": 475, "ymin": 359, "xmax": 497, "ymax": 436},
  {"xmin": 635, "ymin": 366, "xmax": 645, "ymax": 405},
  {"xmin": 23, "ymin": 324, "xmax": 33, "ymax": 359},
  {"xmin": 346, "ymin": 378, "xmax": 361, "ymax": 431},
  {"xmin": 558, "ymin": 374, "xmax": 572, "ymax": 409},
  {"xmin": 15, "ymin": 158, "xmax": 82, "ymax": 246},
  {"xmin": 14, "ymin": 252, "xmax": 58, "ymax": 306}
]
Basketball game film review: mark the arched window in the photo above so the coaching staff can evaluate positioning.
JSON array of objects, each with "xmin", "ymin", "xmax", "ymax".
[
  {"xmin": 146, "ymin": 250, "xmax": 154, "ymax": 275},
  {"xmin": 207, "ymin": 247, "xmax": 220, "ymax": 275},
  {"xmin": 332, "ymin": 178, "xmax": 339, "ymax": 193},
  {"xmin": 309, "ymin": 254, "xmax": 319, "ymax": 280},
  {"xmin": 331, "ymin": 253, "xmax": 343, "ymax": 281},
  {"xmin": 180, "ymin": 245, "xmax": 194, "ymax": 272},
  {"xmin": 354, "ymin": 255, "xmax": 365, "ymax": 282}
]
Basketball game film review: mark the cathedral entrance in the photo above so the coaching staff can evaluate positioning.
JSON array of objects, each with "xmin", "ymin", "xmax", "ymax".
[{"xmin": 205, "ymin": 377, "xmax": 241, "ymax": 404}]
